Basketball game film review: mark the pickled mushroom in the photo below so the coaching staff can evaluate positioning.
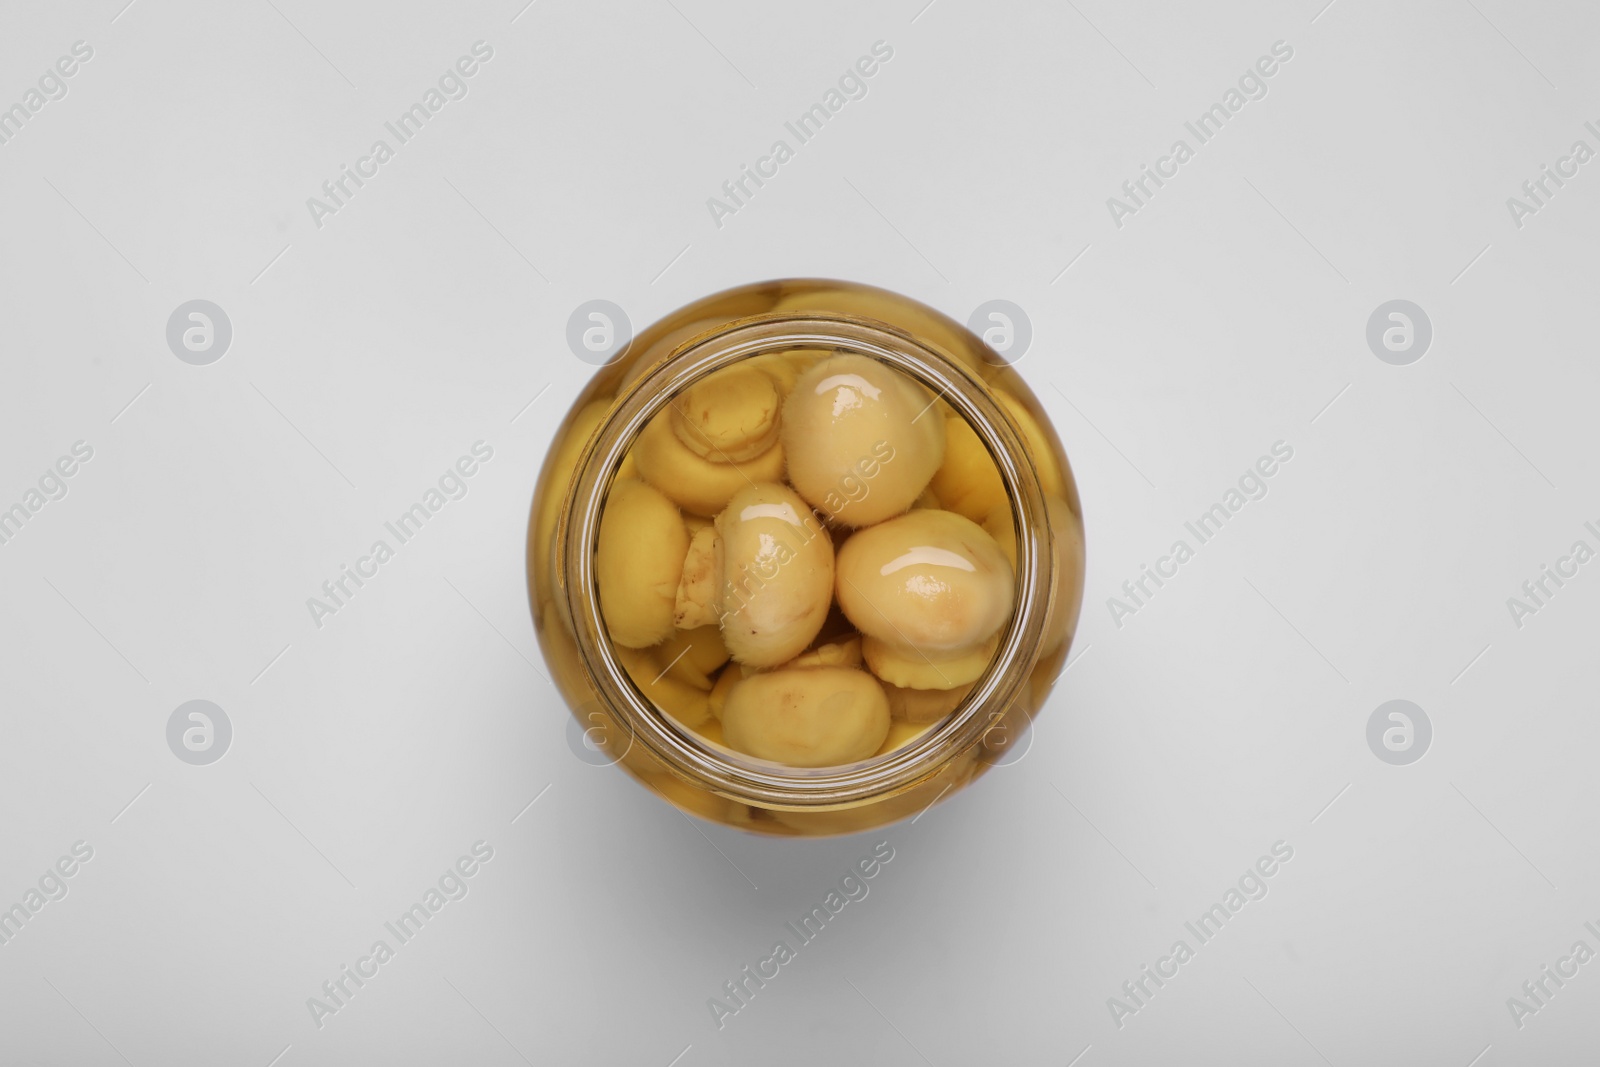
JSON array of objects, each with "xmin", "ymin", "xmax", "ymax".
[
  {"xmin": 596, "ymin": 479, "xmax": 689, "ymax": 648},
  {"xmin": 633, "ymin": 407, "xmax": 786, "ymax": 517},
  {"xmin": 671, "ymin": 365, "xmax": 783, "ymax": 462},
  {"xmin": 835, "ymin": 509, "xmax": 1013, "ymax": 653},
  {"xmin": 781, "ymin": 354, "xmax": 945, "ymax": 526},
  {"xmin": 716, "ymin": 483, "xmax": 834, "ymax": 667},
  {"xmin": 721, "ymin": 666, "xmax": 891, "ymax": 766}
]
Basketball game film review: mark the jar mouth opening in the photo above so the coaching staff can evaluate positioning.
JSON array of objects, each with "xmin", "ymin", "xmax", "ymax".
[{"xmin": 558, "ymin": 313, "xmax": 1057, "ymax": 807}]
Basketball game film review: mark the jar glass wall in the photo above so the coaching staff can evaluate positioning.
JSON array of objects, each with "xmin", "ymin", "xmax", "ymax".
[{"xmin": 528, "ymin": 280, "xmax": 1084, "ymax": 836}]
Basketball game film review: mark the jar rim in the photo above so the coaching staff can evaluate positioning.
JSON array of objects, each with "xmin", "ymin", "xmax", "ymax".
[{"xmin": 555, "ymin": 312, "xmax": 1058, "ymax": 808}]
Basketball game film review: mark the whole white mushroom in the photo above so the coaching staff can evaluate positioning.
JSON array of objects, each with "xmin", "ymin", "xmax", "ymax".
[
  {"xmin": 721, "ymin": 666, "xmax": 890, "ymax": 766},
  {"xmin": 835, "ymin": 508, "xmax": 1013, "ymax": 653},
  {"xmin": 716, "ymin": 483, "xmax": 835, "ymax": 667},
  {"xmin": 781, "ymin": 354, "xmax": 945, "ymax": 526}
]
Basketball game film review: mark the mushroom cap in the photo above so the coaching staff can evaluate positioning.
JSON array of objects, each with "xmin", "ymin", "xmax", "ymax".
[
  {"xmin": 881, "ymin": 680, "xmax": 974, "ymax": 723},
  {"xmin": 862, "ymin": 634, "xmax": 998, "ymax": 690},
  {"xmin": 721, "ymin": 666, "xmax": 891, "ymax": 767},
  {"xmin": 596, "ymin": 479, "xmax": 689, "ymax": 648},
  {"xmin": 650, "ymin": 625, "xmax": 730, "ymax": 690},
  {"xmin": 614, "ymin": 645, "xmax": 711, "ymax": 728},
  {"xmin": 716, "ymin": 482, "xmax": 835, "ymax": 667},
  {"xmin": 835, "ymin": 508, "xmax": 1014, "ymax": 653},
  {"xmin": 670, "ymin": 364, "xmax": 783, "ymax": 463},
  {"xmin": 928, "ymin": 412, "xmax": 1007, "ymax": 523},
  {"xmin": 633, "ymin": 406, "xmax": 786, "ymax": 517},
  {"xmin": 781, "ymin": 354, "xmax": 946, "ymax": 526}
]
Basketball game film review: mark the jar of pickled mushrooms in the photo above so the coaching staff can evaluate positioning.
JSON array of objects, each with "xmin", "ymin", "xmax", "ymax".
[{"xmin": 528, "ymin": 280, "xmax": 1084, "ymax": 836}]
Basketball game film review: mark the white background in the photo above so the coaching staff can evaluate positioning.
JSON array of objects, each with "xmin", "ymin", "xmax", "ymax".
[{"xmin": 2, "ymin": 0, "xmax": 1598, "ymax": 1064}]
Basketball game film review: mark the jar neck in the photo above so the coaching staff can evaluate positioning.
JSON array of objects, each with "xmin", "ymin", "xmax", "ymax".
[{"xmin": 556, "ymin": 314, "xmax": 1057, "ymax": 808}]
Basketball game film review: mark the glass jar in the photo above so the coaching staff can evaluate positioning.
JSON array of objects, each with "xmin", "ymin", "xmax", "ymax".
[{"xmin": 528, "ymin": 280, "xmax": 1084, "ymax": 836}]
